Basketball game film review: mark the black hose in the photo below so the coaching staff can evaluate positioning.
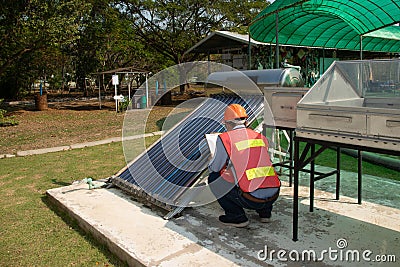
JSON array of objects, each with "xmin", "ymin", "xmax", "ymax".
[{"xmin": 340, "ymin": 148, "xmax": 400, "ymax": 172}]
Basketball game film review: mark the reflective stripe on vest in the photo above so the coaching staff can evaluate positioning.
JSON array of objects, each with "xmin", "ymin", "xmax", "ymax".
[
  {"xmin": 235, "ymin": 139, "xmax": 265, "ymax": 151},
  {"xmin": 246, "ymin": 166, "xmax": 276, "ymax": 180},
  {"xmin": 219, "ymin": 128, "xmax": 281, "ymax": 192}
]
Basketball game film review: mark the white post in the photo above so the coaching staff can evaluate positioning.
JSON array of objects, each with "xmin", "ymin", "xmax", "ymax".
[
  {"xmin": 114, "ymin": 84, "xmax": 118, "ymax": 112},
  {"xmin": 145, "ymin": 74, "xmax": 149, "ymax": 108},
  {"xmin": 112, "ymin": 75, "xmax": 119, "ymax": 112},
  {"xmin": 128, "ymin": 77, "xmax": 131, "ymax": 110}
]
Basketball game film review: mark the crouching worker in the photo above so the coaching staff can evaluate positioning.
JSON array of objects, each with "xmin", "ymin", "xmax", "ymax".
[{"xmin": 208, "ymin": 104, "xmax": 281, "ymax": 227}]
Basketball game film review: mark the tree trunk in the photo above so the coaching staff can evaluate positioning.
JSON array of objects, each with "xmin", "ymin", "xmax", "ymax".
[
  {"xmin": 179, "ymin": 84, "xmax": 185, "ymax": 94},
  {"xmin": 160, "ymin": 91, "xmax": 172, "ymax": 105}
]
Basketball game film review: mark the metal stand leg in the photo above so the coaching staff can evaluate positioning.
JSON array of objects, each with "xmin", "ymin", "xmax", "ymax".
[
  {"xmin": 289, "ymin": 130, "xmax": 293, "ymax": 187},
  {"xmin": 293, "ymin": 138, "xmax": 300, "ymax": 241},
  {"xmin": 336, "ymin": 147, "xmax": 341, "ymax": 200},
  {"xmin": 309, "ymin": 144, "xmax": 315, "ymax": 212},
  {"xmin": 358, "ymin": 150, "xmax": 362, "ymax": 204}
]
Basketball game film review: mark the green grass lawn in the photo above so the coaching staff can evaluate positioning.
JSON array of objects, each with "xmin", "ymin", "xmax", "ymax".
[
  {"xmin": 313, "ymin": 146, "xmax": 399, "ymax": 181},
  {"xmin": 0, "ymin": 135, "xmax": 397, "ymax": 266},
  {"xmin": 0, "ymin": 142, "xmax": 128, "ymax": 266},
  {"xmin": 1, "ymin": 103, "xmax": 398, "ymax": 266}
]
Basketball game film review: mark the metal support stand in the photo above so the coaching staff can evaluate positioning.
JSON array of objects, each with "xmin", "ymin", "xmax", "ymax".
[
  {"xmin": 293, "ymin": 137, "xmax": 341, "ymax": 241},
  {"xmin": 270, "ymin": 126, "xmax": 296, "ymax": 186},
  {"xmin": 292, "ymin": 135, "xmax": 399, "ymax": 241},
  {"xmin": 292, "ymin": 137, "xmax": 344, "ymax": 241}
]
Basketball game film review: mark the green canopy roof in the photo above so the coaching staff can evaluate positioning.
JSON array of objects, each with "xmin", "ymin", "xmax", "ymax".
[{"xmin": 250, "ymin": 0, "xmax": 400, "ymax": 52}]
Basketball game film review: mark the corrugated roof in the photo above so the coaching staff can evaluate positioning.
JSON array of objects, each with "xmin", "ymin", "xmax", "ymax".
[
  {"xmin": 250, "ymin": 0, "xmax": 400, "ymax": 52},
  {"xmin": 185, "ymin": 30, "xmax": 315, "ymax": 55},
  {"xmin": 185, "ymin": 30, "xmax": 267, "ymax": 54},
  {"xmin": 92, "ymin": 66, "xmax": 150, "ymax": 75}
]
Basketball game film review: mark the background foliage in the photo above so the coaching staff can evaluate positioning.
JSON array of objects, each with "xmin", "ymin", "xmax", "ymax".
[{"xmin": 0, "ymin": 0, "xmax": 269, "ymax": 99}]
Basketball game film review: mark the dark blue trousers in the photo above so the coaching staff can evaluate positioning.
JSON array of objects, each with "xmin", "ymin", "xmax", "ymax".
[{"xmin": 208, "ymin": 172, "xmax": 277, "ymax": 221}]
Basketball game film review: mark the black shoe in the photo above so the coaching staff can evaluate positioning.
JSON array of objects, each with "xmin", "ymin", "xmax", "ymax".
[
  {"xmin": 219, "ymin": 215, "xmax": 249, "ymax": 228},
  {"xmin": 259, "ymin": 215, "xmax": 271, "ymax": 223},
  {"xmin": 258, "ymin": 212, "xmax": 272, "ymax": 223}
]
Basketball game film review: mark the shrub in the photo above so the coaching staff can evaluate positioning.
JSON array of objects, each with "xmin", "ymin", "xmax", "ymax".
[{"xmin": 0, "ymin": 99, "xmax": 19, "ymax": 127}]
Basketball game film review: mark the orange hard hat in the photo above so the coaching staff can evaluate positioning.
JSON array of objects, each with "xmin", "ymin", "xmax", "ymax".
[{"xmin": 224, "ymin": 104, "xmax": 248, "ymax": 121}]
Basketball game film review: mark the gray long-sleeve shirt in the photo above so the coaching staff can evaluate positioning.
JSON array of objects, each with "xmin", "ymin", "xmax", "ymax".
[{"xmin": 208, "ymin": 125, "xmax": 279, "ymax": 199}]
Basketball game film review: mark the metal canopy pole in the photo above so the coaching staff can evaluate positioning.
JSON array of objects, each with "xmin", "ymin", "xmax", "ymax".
[
  {"xmin": 275, "ymin": 12, "xmax": 280, "ymax": 69},
  {"xmin": 248, "ymin": 30, "xmax": 252, "ymax": 70}
]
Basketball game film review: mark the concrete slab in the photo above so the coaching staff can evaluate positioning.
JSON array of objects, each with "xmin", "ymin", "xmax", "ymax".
[
  {"xmin": 47, "ymin": 171, "xmax": 400, "ymax": 267},
  {"xmin": 47, "ymin": 182, "xmax": 240, "ymax": 267}
]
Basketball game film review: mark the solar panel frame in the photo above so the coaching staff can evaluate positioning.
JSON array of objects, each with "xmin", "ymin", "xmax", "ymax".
[{"xmin": 111, "ymin": 94, "xmax": 265, "ymax": 214}]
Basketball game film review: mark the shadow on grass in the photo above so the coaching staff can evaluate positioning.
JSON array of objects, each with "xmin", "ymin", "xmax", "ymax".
[
  {"xmin": 155, "ymin": 111, "xmax": 192, "ymax": 131},
  {"xmin": 51, "ymin": 179, "xmax": 71, "ymax": 187},
  {"xmin": 52, "ymin": 103, "xmax": 115, "ymax": 111},
  {"xmin": 4, "ymin": 98, "xmax": 116, "ymax": 113},
  {"xmin": 41, "ymin": 194, "xmax": 129, "ymax": 267}
]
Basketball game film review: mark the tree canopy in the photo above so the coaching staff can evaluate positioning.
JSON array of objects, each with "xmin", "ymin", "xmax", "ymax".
[
  {"xmin": 0, "ymin": 0, "xmax": 92, "ymax": 98},
  {"xmin": 115, "ymin": 0, "xmax": 267, "ymax": 64},
  {"xmin": 0, "ymin": 0, "xmax": 269, "ymax": 99}
]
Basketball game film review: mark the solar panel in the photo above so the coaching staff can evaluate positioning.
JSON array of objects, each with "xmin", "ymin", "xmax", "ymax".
[{"xmin": 111, "ymin": 94, "xmax": 264, "ymax": 215}]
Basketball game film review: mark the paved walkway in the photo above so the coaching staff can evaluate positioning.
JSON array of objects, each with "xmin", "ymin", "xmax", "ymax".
[{"xmin": 0, "ymin": 131, "xmax": 164, "ymax": 159}]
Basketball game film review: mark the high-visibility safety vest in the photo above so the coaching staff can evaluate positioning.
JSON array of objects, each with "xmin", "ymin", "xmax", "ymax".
[{"xmin": 219, "ymin": 128, "xmax": 281, "ymax": 192}]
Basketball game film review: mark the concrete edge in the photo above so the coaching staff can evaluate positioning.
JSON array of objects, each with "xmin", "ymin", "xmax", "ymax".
[
  {"xmin": 46, "ymin": 189, "xmax": 145, "ymax": 267},
  {"xmin": 2, "ymin": 131, "xmax": 165, "ymax": 159},
  {"xmin": 70, "ymin": 138, "xmax": 120, "ymax": 149},
  {"xmin": 0, "ymin": 154, "xmax": 16, "ymax": 159},
  {"xmin": 16, "ymin": 146, "xmax": 70, "ymax": 156},
  {"xmin": 46, "ymin": 185, "xmax": 242, "ymax": 267}
]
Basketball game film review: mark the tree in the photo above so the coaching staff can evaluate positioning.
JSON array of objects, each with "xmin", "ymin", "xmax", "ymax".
[
  {"xmin": 113, "ymin": 0, "xmax": 268, "ymax": 93},
  {"xmin": 0, "ymin": 0, "xmax": 269, "ymax": 99},
  {"xmin": 115, "ymin": 0, "xmax": 267, "ymax": 64},
  {"xmin": 74, "ymin": 0, "xmax": 156, "ymax": 94},
  {"xmin": 0, "ymin": 0, "xmax": 91, "ymax": 98}
]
